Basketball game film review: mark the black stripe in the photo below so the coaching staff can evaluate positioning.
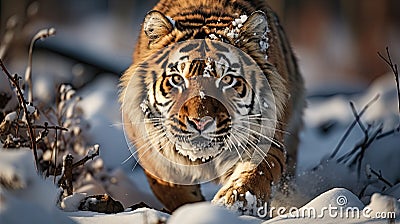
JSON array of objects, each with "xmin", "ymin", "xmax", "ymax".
[
  {"xmin": 171, "ymin": 117, "xmax": 187, "ymax": 128},
  {"xmin": 189, "ymin": 60, "xmax": 205, "ymax": 76},
  {"xmin": 170, "ymin": 124, "xmax": 191, "ymax": 134},
  {"xmin": 159, "ymin": 73, "xmax": 170, "ymax": 97},
  {"xmin": 230, "ymin": 63, "xmax": 240, "ymax": 69},
  {"xmin": 217, "ymin": 117, "xmax": 230, "ymax": 128},
  {"xmin": 151, "ymin": 71, "xmax": 158, "ymax": 84},
  {"xmin": 138, "ymin": 62, "xmax": 149, "ymax": 69},
  {"xmin": 237, "ymin": 103, "xmax": 251, "ymax": 109},
  {"xmin": 166, "ymin": 101, "xmax": 175, "ymax": 114},
  {"xmin": 216, "ymin": 127, "xmax": 230, "ymax": 135},
  {"xmin": 241, "ymin": 53, "xmax": 253, "ymax": 66},
  {"xmin": 155, "ymin": 50, "xmax": 170, "ymax": 65},
  {"xmin": 180, "ymin": 42, "xmax": 200, "ymax": 53},
  {"xmin": 232, "ymin": 81, "xmax": 247, "ymax": 98},
  {"xmin": 155, "ymin": 99, "xmax": 172, "ymax": 107},
  {"xmin": 210, "ymin": 41, "xmax": 229, "ymax": 53}
]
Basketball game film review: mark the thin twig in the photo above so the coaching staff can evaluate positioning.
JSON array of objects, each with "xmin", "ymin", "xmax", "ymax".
[
  {"xmin": 58, "ymin": 145, "xmax": 100, "ymax": 195},
  {"xmin": 53, "ymin": 126, "xmax": 58, "ymax": 184},
  {"xmin": 72, "ymin": 144, "xmax": 100, "ymax": 168},
  {"xmin": 367, "ymin": 166, "xmax": 393, "ymax": 187},
  {"xmin": 376, "ymin": 124, "xmax": 400, "ymax": 140},
  {"xmin": 25, "ymin": 28, "xmax": 56, "ymax": 102},
  {"xmin": 59, "ymin": 154, "xmax": 74, "ymax": 196},
  {"xmin": 0, "ymin": 59, "xmax": 39, "ymax": 172},
  {"xmin": 350, "ymin": 102, "xmax": 368, "ymax": 134},
  {"xmin": 31, "ymin": 124, "xmax": 68, "ymax": 131},
  {"xmin": 35, "ymin": 122, "xmax": 49, "ymax": 144},
  {"xmin": 378, "ymin": 47, "xmax": 400, "ymax": 114},
  {"xmin": 329, "ymin": 95, "xmax": 380, "ymax": 159},
  {"xmin": 337, "ymin": 122, "xmax": 382, "ymax": 170}
]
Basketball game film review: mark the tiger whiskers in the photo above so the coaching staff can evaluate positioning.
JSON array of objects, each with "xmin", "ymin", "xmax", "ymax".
[
  {"xmin": 123, "ymin": 133, "xmax": 164, "ymax": 166},
  {"xmin": 239, "ymin": 114, "xmax": 288, "ymax": 126},
  {"xmin": 130, "ymin": 138, "xmax": 172, "ymax": 172},
  {"xmin": 110, "ymin": 116, "xmax": 166, "ymax": 127},
  {"xmin": 222, "ymin": 135, "xmax": 245, "ymax": 163},
  {"xmin": 234, "ymin": 124, "xmax": 281, "ymax": 148},
  {"xmin": 122, "ymin": 127, "xmax": 167, "ymax": 168},
  {"xmin": 226, "ymin": 133, "xmax": 252, "ymax": 162},
  {"xmin": 238, "ymin": 119, "xmax": 290, "ymax": 135},
  {"xmin": 231, "ymin": 126, "xmax": 273, "ymax": 168}
]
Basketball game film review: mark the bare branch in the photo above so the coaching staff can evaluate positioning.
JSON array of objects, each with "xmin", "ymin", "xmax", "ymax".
[
  {"xmin": 72, "ymin": 144, "xmax": 100, "ymax": 168},
  {"xmin": 378, "ymin": 47, "xmax": 400, "ymax": 114},
  {"xmin": 366, "ymin": 165, "xmax": 393, "ymax": 187},
  {"xmin": 53, "ymin": 126, "xmax": 58, "ymax": 184},
  {"xmin": 0, "ymin": 59, "xmax": 39, "ymax": 172},
  {"xmin": 329, "ymin": 94, "xmax": 380, "ymax": 159},
  {"xmin": 59, "ymin": 154, "xmax": 74, "ymax": 196},
  {"xmin": 57, "ymin": 145, "xmax": 100, "ymax": 196},
  {"xmin": 25, "ymin": 28, "xmax": 56, "ymax": 102}
]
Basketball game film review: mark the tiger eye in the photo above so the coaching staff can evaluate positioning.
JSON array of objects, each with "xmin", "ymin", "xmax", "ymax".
[
  {"xmin": 171, "ymin": 75, "xmax": 184, "ymax": 85},
  {"xmin": 222, "ymin": 75, "xmax": 234, "ymax": 85}
]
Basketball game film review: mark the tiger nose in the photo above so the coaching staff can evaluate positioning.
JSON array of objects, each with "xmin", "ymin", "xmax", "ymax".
[{"xmin": 187, "ymin": 116, "xmax": 214, "ymax": 132}]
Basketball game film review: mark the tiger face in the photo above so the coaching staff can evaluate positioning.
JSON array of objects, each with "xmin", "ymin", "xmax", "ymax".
[
  {"xmin": 123, "ymin": 37, "xmax": 278, "ymax": 185},
  {"xmin": 145, "ymin": 40, "xmax": 275, "ymax": 163}
]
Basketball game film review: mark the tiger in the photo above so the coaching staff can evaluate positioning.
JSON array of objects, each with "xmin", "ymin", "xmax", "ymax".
[{"xmin": 120, "ymin": 0, "xmax": 305, "ymax": 215}]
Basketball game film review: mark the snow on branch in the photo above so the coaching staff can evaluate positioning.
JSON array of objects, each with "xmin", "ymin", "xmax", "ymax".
[{"xmin": 0, "ymin": 59, "xmax": 40, "ymax": 172}]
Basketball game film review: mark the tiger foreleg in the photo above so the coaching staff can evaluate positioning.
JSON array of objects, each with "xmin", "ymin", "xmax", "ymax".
[
  {"xmin": 212, "ymin": 146, "xmax": 284, "ymax": 215},
  {"xmin": 145, "ymin": 171, "xmax": 205, "ymax": 212}
]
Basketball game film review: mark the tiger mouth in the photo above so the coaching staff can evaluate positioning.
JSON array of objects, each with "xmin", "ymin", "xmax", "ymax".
[{"xmin": 175, "ymin": 138, "xmax": 224, "ymax": 162}]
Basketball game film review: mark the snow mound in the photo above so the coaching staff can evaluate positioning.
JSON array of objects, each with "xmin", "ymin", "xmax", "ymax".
[
  {"xmin": 367, "ymin": 193, "xmax": 400, "ymax": 219},
  {"xmin": 69, "ymin": 208, "xmax": 168, "ymax": 224},
  {"xmin": 265, "ymin": 187, "xmax": 399, "ymax": 223},
  {"xmin": 168, "ymin": 202, "xmax": 242, "ymax": 224},
  {"xmin": 303, "ymin": 188, "xmax": 364, "ymax": 209},
  {"xmin": 0, "ymin": 149, "xmax": 76, "ymax": 223}
]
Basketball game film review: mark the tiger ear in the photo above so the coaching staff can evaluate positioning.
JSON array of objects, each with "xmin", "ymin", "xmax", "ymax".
[
  {"xmin": 240, "ymin": 11, "xmax": 268, "ymax": 36},
  {"xmin": 143, "ymin": 10, "xmax": 174, "ymax": 42}
]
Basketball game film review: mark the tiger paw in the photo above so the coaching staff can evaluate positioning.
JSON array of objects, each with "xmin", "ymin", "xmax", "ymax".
[{"xmin": 212, "ymin": 181, "xmax": 269, "ymax": 216}]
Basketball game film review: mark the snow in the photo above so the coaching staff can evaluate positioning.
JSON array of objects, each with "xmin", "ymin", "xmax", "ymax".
[
  {"xmin": 0, "ymin": 149, "xmax": 76, "ymax": 223},
  {"xmin": 1, "ymin": 70, "xmax": 399, "ymax": 223},
  {"xmin": 61, "ymin": 193, "xmax": 88, "ymax": 212},
  {"xmin": 26, "ymin": 103, "xmax": 36, "ymax": 114},
  {"xmin": 168, "ymin": 202, "xmax": 242, "ymax": 224},
  {"xmin": 225, "ymin": 14, "xmax": 248, "ymax": 39},
  {"xmin": 69, "ymin": 208, "xmax": 168, "ymax": 224},
  {"xmin": 233, "ymin": 15, "xmax": 248, "ymax": 28},
  {"xmin": 209, "ymin": 34, "xmax": 218, "ymax": 40},
  {"xmin": 4, "ymin": 111, "xmax": 17, "ymax": 121},
  {"xmin": 264, "ymin": 188, "xmax": 399, "ymax": 223},
  {"xmin": 77, "ymin": 75, "xmax": 131, "ymax": 170}
]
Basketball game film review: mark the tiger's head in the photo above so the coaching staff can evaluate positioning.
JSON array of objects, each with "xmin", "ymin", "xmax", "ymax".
[
  {"xmin": 121, "ymin": 10, "xmax": 286, "ymax": 183},
  {"xmin": 148, "ymin": 44, "xmax": 259, "ymax": 162}
]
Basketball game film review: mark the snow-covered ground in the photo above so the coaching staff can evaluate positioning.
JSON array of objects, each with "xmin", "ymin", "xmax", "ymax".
[{"xmin": 1, "ymin": 70, "xmax": 399, "ymax": 223}]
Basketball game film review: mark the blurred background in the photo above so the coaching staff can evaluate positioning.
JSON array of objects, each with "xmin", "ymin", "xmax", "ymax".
[
  {"xmin": 1, "ymin": 0, "xmax": 399, "ymax": 207},
  {"xmin": 1, "ymin": 0, "xmax": 399, "ymax": 95}
]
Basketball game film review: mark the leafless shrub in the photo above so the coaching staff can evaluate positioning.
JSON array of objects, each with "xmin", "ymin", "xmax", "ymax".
[{"xmin": 0, "ymin": 27, "xmax": 101, "ymax": 202}]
